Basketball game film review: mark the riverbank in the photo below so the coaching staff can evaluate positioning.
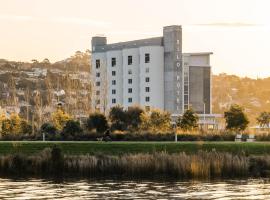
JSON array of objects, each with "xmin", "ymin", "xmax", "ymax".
[
  {"xmin": 1, "ymin": 141, "xmax": 270, "ymax": 155},
  {"xmin": 0, "ymin": 147, "xmax": 270, "ymax": 179}
]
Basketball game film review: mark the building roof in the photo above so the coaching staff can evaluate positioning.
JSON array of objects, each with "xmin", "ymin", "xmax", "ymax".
[
  {"xmin": 183, "ymin": 52, "xmax": 213, "ymax": 56},
  {"xmin": 93, "ymin": 37, "xmax": 163, "ymax": 52}
]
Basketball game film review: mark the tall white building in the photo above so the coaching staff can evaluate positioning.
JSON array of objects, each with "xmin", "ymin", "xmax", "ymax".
[{"xmin": 91, "ymin": 25, "xmax": 212, "ymax": 116}]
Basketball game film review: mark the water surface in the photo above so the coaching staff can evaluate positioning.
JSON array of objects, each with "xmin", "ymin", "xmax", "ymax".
[{"xmin": 0, "ymin": 178, "xmax": 269, "ymax": 199}]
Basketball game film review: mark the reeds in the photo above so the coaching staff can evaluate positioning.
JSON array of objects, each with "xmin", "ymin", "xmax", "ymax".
[{"xmin": 0, "ymin": 147, "xmax": 269, "ymax": 179}]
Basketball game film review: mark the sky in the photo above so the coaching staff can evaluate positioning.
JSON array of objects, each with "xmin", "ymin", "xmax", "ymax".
[{"xmin": 0, "ymin": 0, "xmax": 270, "ymax": 78}]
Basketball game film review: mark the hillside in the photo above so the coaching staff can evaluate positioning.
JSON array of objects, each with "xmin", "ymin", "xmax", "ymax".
[
  {"xmin": 1, "ymin": 51, "xmax": 269, "ymax": 126},
  {"xmin": 212, "ymin": 73, "xmax": 270, "ymax": 125}
]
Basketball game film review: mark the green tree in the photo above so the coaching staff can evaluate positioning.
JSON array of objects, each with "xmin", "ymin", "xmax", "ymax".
[
  {"xmin": 109, "ymin": 106, "xmax": 126, "ymax": 131},
  {"xmin": 126, "ymin": 106, "xmax": 144, "ymax": 130},
  {"xmin": 20, "ymin": 120, "xmax": 32, "ymax": 135},
  {"xmin": 257, "ymin": 111, "xmax": 270, "ymax": 130},
  {"xmin": 177, "ymin": 108, "xmax": 198, "ymax": 131},
  {"xmin": 140, "ymin": 109, "xmax": 171, "ymax": 133},
  {"xmin": 224, "ymin": 104, "xmax": 249, "ymax": 131},
  {"xmin": 62, "ymin": 120, "xmax": 83, "ymax": 139},
  {"xmin": 87, "ymin": 112, "xmax": 109, "ymax": 133},
  {"xmin": 40, "ymin": 123, "xmax": 57, "ymax": 135}
]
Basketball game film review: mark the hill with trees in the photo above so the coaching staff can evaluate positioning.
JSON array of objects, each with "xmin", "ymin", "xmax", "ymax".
[{"xmin": 212, "ymin": 73, "xmax": 270, "ymax": 125}]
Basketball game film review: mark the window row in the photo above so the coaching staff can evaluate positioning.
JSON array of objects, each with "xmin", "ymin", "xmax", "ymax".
[
  {"xmin": 96, "ymin": 68, "xmax": 149, "ymax": 78},
  {"xmin": 97, "ymin": 78, "xmax": 150, "ymax": 87},
  {"xmin": 97, "ymin": 97, "xmax": 150, "ymax": 104},
  {"xmin": 97, "ymin": 87, "xmax": 150, "ymax": 96},
  {"xmin": 96, "ymin": 97, "xmax": 150, "ymax": 105},
  {"xmin": 110, "ymin": 78, "xmax": 149, "ymax": 85},
  {"xmin": 95, "ymin": 53, "xmax": 150, "ymax": 68}
]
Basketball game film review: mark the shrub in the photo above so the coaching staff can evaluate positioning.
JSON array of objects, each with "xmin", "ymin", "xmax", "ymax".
[
  {"xmin": 86, "ymin": 112, "xmax": 108, "ymax": 133},
  {"xmin": 62, "ymin": 120, "xmax": 83, "ymax": 140}
]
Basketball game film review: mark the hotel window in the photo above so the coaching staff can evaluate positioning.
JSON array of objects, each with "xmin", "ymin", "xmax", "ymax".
[
  {"xmin": 128, "ymin": 88, "xmax": 132, "ymax": 93},
  {"xmin": 96, "ymin": 59, "xmax": 100, "ymax": 69},
  {"xmin": 145, "ymin": 106, "xmax": 150, "ymax": 112},
  {"xmin": 145, "ymin": 53, "xmax": 150, "ymax": 63},
  {"xmin": 96, "ymin": 81, "xmax": 100, "ymax": 86},
  {"xmin": 128, "ymin": 98, "xmax": 132, "ymax": 103},
  {"xmin": 112, "ymin": 71, "xmax": 116, "ymax": 76},
  {"xmin": 96, "ymin": 72, "xmax": 100, "ymax": 77},
  {"xmin": 112, "ymin": 98, "xmax": 116, "ymax": 104},
  {"xmin": 145, "ymin": 96, "xmax": 150, "ymax": 102},
  {"xmin": 145, "ymin": 68, "xmax": 149, "ymax": 73},
  {"xmin": 128, "ymin": 69, "xmax": 132, "ymax": 75},
  {"xmin": 145, "ymin": 87, "xmax": 150, "ymax": 92},
  {"xmin": 112, "ymin": 80, "xmax": 116, "ymax": 85},
  {"xmin": 128, "ymin": 56, "xmax": 132, "ymax": 65},
  {"xmin": 145, "ymin": 77, "xmax": 150, "ymax": 82},
  {"xmin": 96, "ymin": 90, "xmax": 100, "ymax": 95},
  {"xmin": 111, "ymin": 57, "xmax": 116, "ymax": 67},
  {"xmin": 128, "ymin": 79, "xmax": 132, "ymax": 84},
  {"xmin": 112, "ymin": 89, "xmax": 116, "ymax": 94}
]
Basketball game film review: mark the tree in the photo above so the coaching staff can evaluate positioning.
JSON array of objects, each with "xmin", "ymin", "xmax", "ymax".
[
  {"xmin": 224, "ymin": 104, "xmax": 249, "ymax": 131},
  {"xmin": 62, "ymin": 120, "xmax": 83, "ymax": 139},
  {"xmin": 1, "ymin": 118, "xmax": 11, "ymax": 136},
  {"xmin": 20, "ymin": 120, "xmax": 32, "ymax": 135},
  {"xmin": 40, "ymin": 122, "xmax": 57, "ymax": 135},
  {"xmin": 140, "ymin": 109, "xmax": 171, "ymax": 133},
  {"xmin": 257, "ymin": 112, "xmax": 270, "ymax": 130},
  {"xmin": 177, "ymin": 108, "xmax": 198, "ymax": 131},
  {"xmin": 86, "ymin": 112, "xmax": 108, "ymax": 133},
  {"xmin": 109, "ymin": 106, "xmax": 126, "ymax": 131},
  {"xmin": 0, "ymin": 113, "xmax": 31, "ymax": 135},
  {"xmin": 126, "ymin": 106, "xmax": 144, "ymax": 130},
  {"xmin": 51, "ymin": 109, "xmax": 72, "ymax": 130}
]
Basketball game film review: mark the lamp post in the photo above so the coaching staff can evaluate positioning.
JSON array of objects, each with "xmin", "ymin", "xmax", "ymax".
[
  {"xmin": 203, "ymin": 102, "xmax": 206, "ymax": 131},
  {"xmin": 42, "ymin": 132, "xmax": 45, "ymax": 142},
  {"xmin": 172, "ymin": 122, "xmax": 177, "ymax": 142}
]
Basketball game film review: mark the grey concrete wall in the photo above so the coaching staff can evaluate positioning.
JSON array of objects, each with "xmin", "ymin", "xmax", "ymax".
[
  {"xmin": 92, "ymin": 37, "xmax": 107, "ymax": 52},
  {"xmin": 163, "ymin": 25, "xmax": 182, "ymax": 114},
  {"xmin": 189, "ymin": 66, "xmax": 210, "ymax": 114}
]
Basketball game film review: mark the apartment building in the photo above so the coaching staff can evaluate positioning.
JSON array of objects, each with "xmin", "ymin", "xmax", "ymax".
[{"xmin": 91, "ymin": 25, "xmax": 212, "ymax": 116}]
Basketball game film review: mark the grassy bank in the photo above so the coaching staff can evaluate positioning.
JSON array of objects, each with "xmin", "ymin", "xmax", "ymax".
[
  {"xmin": 1, "ymin": 141, "xmax": 270, "ymax": 155},
  {"xmin": 0, "ymin": 147, "xmax": 270, "ymax": 179}
]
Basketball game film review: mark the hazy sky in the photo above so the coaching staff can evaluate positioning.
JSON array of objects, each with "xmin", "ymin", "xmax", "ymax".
[{"xmin": 0, "ymin": 0, "xmax": 270, "ymax": 78}]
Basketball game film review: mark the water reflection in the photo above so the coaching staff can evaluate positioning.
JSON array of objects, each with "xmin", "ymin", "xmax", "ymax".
[{"xmin": 0, "ymin": 178, "xmax": 269, "ymax": 199}]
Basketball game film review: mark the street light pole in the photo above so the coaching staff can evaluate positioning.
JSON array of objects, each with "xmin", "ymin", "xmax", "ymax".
[{"xmin": 203, "ymin": 102, "xmax": 206, "ymax": 131}]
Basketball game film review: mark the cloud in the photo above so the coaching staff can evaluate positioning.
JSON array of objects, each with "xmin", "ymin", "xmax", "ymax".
[
  {"xmin": 53, "ymin": 17, "xmax": 111, "ymax": 28},
  {"xmin": 194, "ymin": 22, "xmax": 260, "ymax": 27},
  {"xmin": 0, "ymin": 14, "xmax": 111, "ymax": 28},
  {"xmin": 0, "ymin": 14, "xmax": 33, "ymax": 21}
]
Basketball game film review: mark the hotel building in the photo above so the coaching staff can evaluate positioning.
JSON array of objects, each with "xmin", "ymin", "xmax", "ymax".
[{"xmin": 91, "ymin": 25, "xmax": 213, "ymax": 118}]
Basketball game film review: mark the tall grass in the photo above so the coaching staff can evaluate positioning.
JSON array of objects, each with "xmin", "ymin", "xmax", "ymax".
[{"xmin": 0, "ymin": 147, "xmax": 269, "ymax": 179}]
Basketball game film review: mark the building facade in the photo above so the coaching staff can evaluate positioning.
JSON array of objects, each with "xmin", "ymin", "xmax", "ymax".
[{"xmin": 91, "ymin": 25, "xmax": 212, "ymax": 115}]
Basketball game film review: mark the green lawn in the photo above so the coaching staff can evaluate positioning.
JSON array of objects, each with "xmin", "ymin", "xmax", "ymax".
[{"xmin": 0, "ymin": 141, "xmax": 270, "ymax": 155}]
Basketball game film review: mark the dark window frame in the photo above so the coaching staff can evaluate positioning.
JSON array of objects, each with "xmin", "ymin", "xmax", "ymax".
[
  {"xmin": 128, "ymin": 56, "xmax": 132, "ymax": 65},
  {"xmin": 96, "ymin": 59, "xmax": 100, "ymax": 69},
  {"xmin": 145, "ymin": 53, "xmax": 150, "ymax": 63},
  {"xmin": 111, "ymin": 57, "xmax": 116, "ymax": 67}
]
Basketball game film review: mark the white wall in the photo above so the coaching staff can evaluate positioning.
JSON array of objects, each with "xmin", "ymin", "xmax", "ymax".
[
  {"xmin": 122, "ymin": 48, "xmax": 140, "ymax": 108},
  {"xmin": 189, "ymin": 55, "xmax": 210, "ymax": 66},
  {"xmin": 139, "ymin": 46, "xmax": 164, "ymax": 110},
  {"xmin": 106, "ymin": 50, "xmax": 123, "ymax": 110},
  {"xmin": 92, "ymin": 46, "xmax": 165, "ymax": 112},
  {"xmin": 91, "ymin": 52, "xmax": 107, "ymax": 112}
]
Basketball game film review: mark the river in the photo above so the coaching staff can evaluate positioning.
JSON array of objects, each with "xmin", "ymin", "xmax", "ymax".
[{"xmin": 0, "ymin": 178, "xmax": 269, "ymax": 199}]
